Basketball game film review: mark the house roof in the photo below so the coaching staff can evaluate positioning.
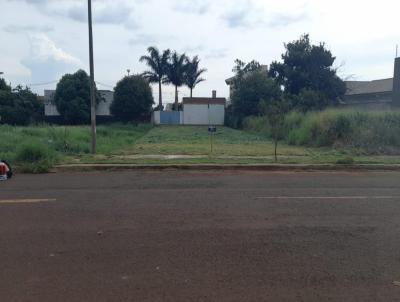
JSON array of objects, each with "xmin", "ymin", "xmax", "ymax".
[
  {"xmin": 183, "ymin": 97, "xmax": 226, "ymax": 105},
  {"xmin": 345, "ymin": 78, "xmax": 393, "ymax": 95},
  {"xmin": 225, "ymin": 65, "xmax": 269, "ymax": 84}
]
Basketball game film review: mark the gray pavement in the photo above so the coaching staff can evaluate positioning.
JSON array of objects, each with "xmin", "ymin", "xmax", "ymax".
[{"xmin": 1, "ymin": 171, "xmax": 400, "ymax": 301}]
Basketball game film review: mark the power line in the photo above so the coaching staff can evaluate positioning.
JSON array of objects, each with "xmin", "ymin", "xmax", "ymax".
[
  {"xmin": 27, "ymin": 80, "xmax": 59, "ymax": 87},
  {"xmin": 95, "ymin": 81, "xmax": 114, "ymax": 89}
]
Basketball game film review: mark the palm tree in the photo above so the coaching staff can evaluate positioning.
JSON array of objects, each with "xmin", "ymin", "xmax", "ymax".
[
  {"xmin": 140, "ymin": 47, "xmax": 170, "ymax": 110},
  {"xmin": 165, "ymin": 51, "xmax": 187, "ymax": 110},
  {"xmin": 185, "ymin": 56, "xmax": 207, "ymax": 98}
]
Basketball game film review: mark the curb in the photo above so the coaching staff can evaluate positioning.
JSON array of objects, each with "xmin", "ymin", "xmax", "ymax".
[{"xmin": 52, "ymin": 164, "xmax": 400, "ymax": 173}]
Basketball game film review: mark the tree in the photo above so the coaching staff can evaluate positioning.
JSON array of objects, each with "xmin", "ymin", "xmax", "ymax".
[
  {"xmin": 184, "ymin": 56, "xmax": 207, "ymax": 97},
  {"xmin": 269, "ymin": 34, "xmax": 346, "ymax": 111},
  {"xmin": 231, "ymin": 71, "xmax": 281, "ymax": 126},
  {"xmin": 232, "ymin": 59, "xmax": 261, "ymax": 80},
  {"xmin": 165, "ymin": 51, "xmax": 187, "ymax": 110},
  {"xmin": 0, "ymin": 78, "xmax": 11, "ymax": 92},
  {"xmin": 54, "ymin": 70, "xmax": 101, "ymax": 125},
  {"xmin": 0, "ymin": 84, "xmax": 43, "ymax": 126},
  {"xmin": 260, "ymin": 98, "xmax": 290, "ymax": 162},
  {"xmin": 140, "ymin": 47, "xmax": 171, "ymax": 111},
  {"xmin": 111, "ymin": 75, "xmax": 154, "ymax": 122}
]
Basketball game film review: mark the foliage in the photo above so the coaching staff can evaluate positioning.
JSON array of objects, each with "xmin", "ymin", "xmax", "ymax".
[
  {"xmin": 232, "ymin": 59, "xmax": 262, "ymax": 84},
  {"xmin": 111, "ymin": 75, "xmax": 154, "ymax": 122},
  {"xmin": 244, "ymin": 109, "xmax": 400, "ymax": 154},
  {"xmin": 0, "ymin": 83, "xmax": 43, "ymax": 126},
  {"xmin": 0, "ymin": 78, "xmax": 11, "ymax": 92},
  {"xmin": 54, "ymin": 69, "xmax": 101, "ymax": 125},
  {"xmin": 165, "ymin": 51, "xmax": 188, "ymax": 109},
  {"xmin": 15, "ymin": 143, "xmax": 57, "ymax": 173},
  {"xmin": 260, "ymin": 98, "xmax": 291, "ymax": 162},
  {"xmin": 140, "ymin": 47, "xmax": 171, "ymax": 110},
  {"xmin": 184, "ymin": 55, "xmax": 207, "ymax": 97},
  {"xmin": 231, "ymin": 71, "xmax": 281, "ymax": 126},
  {"xmin": 269, "ymin": 34, "xmax": 346, "ymax": 111},
  {"xmin": 0, "ymin": 124, "xmax": 153, "ymax": 167}
]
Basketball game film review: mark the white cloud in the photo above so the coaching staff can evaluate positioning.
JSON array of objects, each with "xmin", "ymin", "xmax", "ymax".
[
  {"xmin": 25, "ymin": 34, "xmax": 80, "ymax": 65},
  {"xmin": 20, "ymin": 34, "xmax": 81, "ymax": 87},
  {"xmin": 2, "ymin": 0, "xmax": 400, "ymax": 97}
]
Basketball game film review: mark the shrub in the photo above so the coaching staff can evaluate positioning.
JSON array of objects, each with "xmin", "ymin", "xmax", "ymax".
[
  {"xmin": 15, "ymin": 143, "xmax": 57, "ymax": 173},
  {"xmin": 0, "ymin": 85, "xmax": 43, "ymax": 126},
  {"xmin": 111, "ymin": 75, "xmax": 154, "ymax": 122},
  {"xmin": 336, "ymin": 156, "xmax": 355, "ymax": 165},
  {"xmin": 243, "ymin": 109, "xmax": 400, "ymax": 154},
  {"xmin": 54, "ymin": 70, "xmax": 101, "ymax": 125}
]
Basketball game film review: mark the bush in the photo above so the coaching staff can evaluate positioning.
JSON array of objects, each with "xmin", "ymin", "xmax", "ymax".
[
  {"xmin": 111, "ymin": 75, "xmax": 154, "ymax": 122},
  {"xmin": 243, "ymin": 109, "xmax": 400, "ymax": 154},
  {"xmin": 54, "ymin": 70, "xmax": 101, "ymax": 125},
  {"xmin": 15, "ymin": 143, "xmax": 57, "ymax": 173},
  {"xmin": 0, "ymin": 84, "xmax": 43, "ymax": 126},
  {"xmin": 336, "ymin": 156, "xmax": 355, "ymax": 165},
  {"xmin": 231, "ymin": 71, "xmax": 281, "ymax": 125}
]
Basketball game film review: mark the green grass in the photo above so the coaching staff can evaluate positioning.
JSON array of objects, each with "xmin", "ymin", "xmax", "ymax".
[
  {"xmin": 128, "ymin": 125, "xmax": 308, "ymax": 156},
  {"xmin": 244, "ymin": 109, "xmax": 400, "ymax": 154},
  {"xmin": 2, "ymin": 123, "xmax": 400, "ymax": 169},
  {"xmin": 0, "ymin": 124, "xmax": 152, "ymax": 165}
]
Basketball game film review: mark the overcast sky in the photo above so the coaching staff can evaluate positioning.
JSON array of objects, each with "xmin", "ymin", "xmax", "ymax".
[{"xmin": 1, "ymin": 0, "xmax": 400, "ymax": 102}]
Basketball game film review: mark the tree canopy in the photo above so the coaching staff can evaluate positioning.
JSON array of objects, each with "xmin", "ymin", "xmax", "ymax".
[
  {"xmin": 269, "ymin": 34, "xmax": 346, "ymax": 111},
  {"xmin": 0, "ymin": 82, "xmax": 42, "ymax": 125},
  {"xmin": 140, "ymin": 47, "xmax": 171, "ymax": 110},
  {"xmin": 184, "ymin": 55, "xmax": 207, "ymax": 97},
  {"xmin": 54, "ymin": 70, "xmax": 101, "ymax": 125},
  {"xmin": 110, "ymin": 75, "xmax": 154, "ymax": 122},
  {"xmin": 164, "ymin": 51, "xmax": 187, "ymax": 109},
  {"xmin": 232, "ymin": 71, "xmax": 282, "ymax": 124}
]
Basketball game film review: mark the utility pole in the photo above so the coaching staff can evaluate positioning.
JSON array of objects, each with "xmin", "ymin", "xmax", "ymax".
[{"xmin": 88, "ymin": 0, "xmax": 96, "ymax": 154}]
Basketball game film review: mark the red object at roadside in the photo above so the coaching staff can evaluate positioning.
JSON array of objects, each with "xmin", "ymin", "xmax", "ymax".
[{"xmin": 0, "ymin": 163, "xmax": 6, "ymax": 175}]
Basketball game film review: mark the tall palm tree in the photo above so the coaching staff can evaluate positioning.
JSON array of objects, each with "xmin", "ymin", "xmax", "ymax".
[
  {"xmin": 185, "ymin": 56, "xmax": 207, "ymax": 98},
  {"xmin": 140, "ymin": 47, "xmax": 170, "ymax": 110},
  {"xmin": 165, "ymin": 51, "xmax": 187, "ymax": 110}
]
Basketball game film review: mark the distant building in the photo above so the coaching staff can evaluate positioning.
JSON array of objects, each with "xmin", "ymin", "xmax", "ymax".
[
  {"xmin": 225, "ymin": 59, "xmax": 400, "ymax": 110},
  {"xmin": 182, "ymin": 91, "xmax": 226, "ymax": 125},
  {"xmin": 44, "ymin": 89, "xmax": 114, "ymax": 119},
  {"xmin": 341, "ymin": 58, "xmax": 400, "ymax": 109},
  {"xmin": 153, "ymin": 91, "xmax": 226, "ymax": 125},
  {"xmin": 343, "ymin": 79, "xmax": 393, "ymax": 109}
]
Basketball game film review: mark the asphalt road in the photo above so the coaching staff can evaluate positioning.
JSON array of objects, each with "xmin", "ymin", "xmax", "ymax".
[{"xmin": 1, "ymin": 171, "xmax": 400, "ymax": 302}]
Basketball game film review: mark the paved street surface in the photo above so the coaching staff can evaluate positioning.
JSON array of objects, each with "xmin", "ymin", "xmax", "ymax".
[{"xmin": 2, "ymin": 171, "xmax": 400, "ymax": 302}]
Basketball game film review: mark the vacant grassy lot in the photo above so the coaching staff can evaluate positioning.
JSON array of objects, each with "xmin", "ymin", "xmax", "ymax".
[
  {"xmin": 0, "ymin": 124, "xmax": 152, "ymax": 162},
  {"xmin": 2, "ymin": 124, "xmax": 400, "ymax": 167}
]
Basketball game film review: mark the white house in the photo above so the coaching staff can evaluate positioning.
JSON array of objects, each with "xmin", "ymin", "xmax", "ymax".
[
  {"xmin": 182, "ymin": 93, "xmax": 226, "ymax": 125},
  {"xmin": 44, "ymin": 89, "xmax": 114, "ymax": 117},
  {"xmin": 153, "ymin": 91, "xmax": 226, "ymax": 125}
]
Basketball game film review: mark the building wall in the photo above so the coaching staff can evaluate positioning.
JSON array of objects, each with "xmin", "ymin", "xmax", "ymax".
[
  {"xmin": 393, "ymin": 57, "xmax": 400, "ymax": 107},
  {"xmin": 44, "ymin": 90, "xmax": 58, "ymax": 116},
  {"xmin": 97, "ymin": 91, "xmax": 113, "ymax": 116},
  {"xmin": 44, "ymin": 90, "xmax": 114, "ymax": 117},
  {"xmin": 183, "ymin": 104, "xmax": 225, "ymax": 125},
  {"xmin": 342, "ymin": 92, "xmax": 393, "ymax": 110}
]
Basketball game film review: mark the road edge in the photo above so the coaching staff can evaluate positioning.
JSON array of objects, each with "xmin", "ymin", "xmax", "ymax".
[{"xmin": 50, "ymin": 163, "xmax": 400, "ymax": 173}]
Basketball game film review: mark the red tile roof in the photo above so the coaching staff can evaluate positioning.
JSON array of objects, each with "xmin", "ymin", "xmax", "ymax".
[{"xmin": 183, "ymin": 97, "xmax": 226, "ymax": 105}]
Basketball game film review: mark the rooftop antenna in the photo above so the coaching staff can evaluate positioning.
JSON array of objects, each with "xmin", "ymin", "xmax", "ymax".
[{"xmin": 396, "ymin": 45, "xmax": 399, "ymax": 58}]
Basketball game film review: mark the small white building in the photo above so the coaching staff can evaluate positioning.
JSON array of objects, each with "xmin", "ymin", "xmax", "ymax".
[
  {"xmin": 153, "ymin": 91, "xmax": 226, "ymax": 125},
  {"xmin": 182, "ymin": 94, "xmax": 226, "ymax": 125},
  {"xmin": 44, "ymin": 89, "xmax": 114, "ymax": 117}
]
